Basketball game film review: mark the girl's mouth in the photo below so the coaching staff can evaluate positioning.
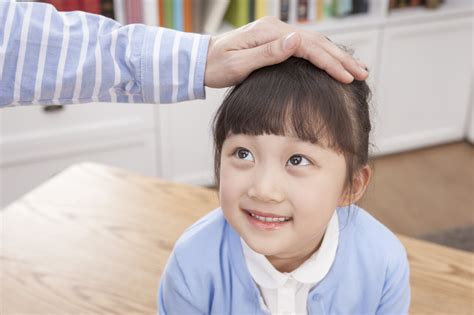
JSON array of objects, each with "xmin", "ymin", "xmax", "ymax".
[
  {"xmin": 244, "ymin": 209, "xmax": 292, "ymax": 230},
  {"xmin": 249, "ymin": 212, "xmax": 291, "ymax": 222}
]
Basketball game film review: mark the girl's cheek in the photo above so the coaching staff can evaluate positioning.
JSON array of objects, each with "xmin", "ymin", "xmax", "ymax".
[
  {"xmin": 220, "ymin": 165, "xmax": 250, "ymax": 201},
  {"xmin": 285, "ymin": 175, "xmax": 339, "ymax": 209},
  {"xmin": 221, "ymin": 158, "xmax": 253, "ymax": 182}
]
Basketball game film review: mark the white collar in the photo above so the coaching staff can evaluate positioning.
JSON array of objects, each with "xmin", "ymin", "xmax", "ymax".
[{"xmin": 241, "ymin": 210, "xmax": 339, "ymax": 289}]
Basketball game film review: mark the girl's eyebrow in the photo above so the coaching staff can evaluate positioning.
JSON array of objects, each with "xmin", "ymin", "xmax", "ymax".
[
  {"xmin": 290, "ymin": 134, "xmax": 332, "ymax": 147},
  {"xmin": 288, "ymin": 139, "xmax": 334, "ymax": 156},
  {"xmin": 222, "ymin": 136, "xmax": 255, "ymax": 149},
  {"xmin": 226, "ymin": 134, "xmax": 326, "ymax": 148},
  {"xmin": 288, "ymin": 136, "xmax": 323, "ymax": 147}
]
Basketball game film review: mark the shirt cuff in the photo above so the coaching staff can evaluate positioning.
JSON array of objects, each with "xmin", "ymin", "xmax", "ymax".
[{"xmin": 194, "ymin": 34, "xmax": 210, "ymax": 100}]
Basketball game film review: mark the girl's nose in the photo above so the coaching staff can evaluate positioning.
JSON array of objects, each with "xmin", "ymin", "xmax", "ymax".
[{"xmin": 247, "ymin": 170, "xmax": 285, "ymax": 203}]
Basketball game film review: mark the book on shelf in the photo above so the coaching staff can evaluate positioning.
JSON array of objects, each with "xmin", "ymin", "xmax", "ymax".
[
  {"xmin": 297, "ymin": 0, "xmax": 308, "ymax": 23},
  {"xmin": 389, "ymin": 0, "xmax": 445, "ymax": 10},
  {"xmin": 83, "ymin": 0, "xmax": 101, "ymax": 13},
  {"xmin": 352, "ymin": 0, "xmax": 369, "ymax": 14},
  {"xmin": 316, "ymin": 0, "xmax": 324, "ymax": 20},
  {"xmin": 113, "ymin": 0, "xmax": 125, "ymax": 23},
  {"xmin": 192, "ymin": 0, "xmax": 204, "ymax": 32},
  {"xmin": 288, "ymin": 0, "xmax": 297, "ymax": 24},
  {"xmin": 142, "ymin": 0, "xmax": 158, "ymax": 25},
  {"xmin": 334, "ymin": 0, "xmax": 353, "ymax": 17},
  {"xmin": 267, "ymin": 0, "xmax": 281, "ymax": 18},
  {"xmin": 280, "ymin": 0, "xmax": 289, "ymax": 22},
  {"xmin": 255, "ymin": 0, "xmax": 266, "ymax": 19},
  {"xmin": 202, "ymin": 0, "xmax": 231, "ymax": 34},
  {"xmin": 163, "ymin": 0, "xmax": 173, "ymax": 28},
  {"xmin": 40, "ymin": 0, "xmax": 113, "ymax": 19},
  {"xmin": 174, "ymin": 0, "xmax": 184, "ymax": 30},
  {"xmin": 224, "ymin": 0, "xmax": 249, "ymax": 28},
  {"xmin": 249, "ymin": 0, "xmax": 256, "ymax": 21},
  {"xmin": 101, "ymin": 0, "xmax": 115, "ymax": 19},
  {"xmin": 183, "ymin": 0, "xmax": 193, "ymax": 32},
  {"xmin": 323, "ymin": 0, "xmax": 333, "ymax": 18},
  {"xmin": 41, "ymin": 0, "xmax": 101, "ymax": 13},
  {"xmin": 125, "ymin": 0, "xmax": 143, "ymax": 24}
]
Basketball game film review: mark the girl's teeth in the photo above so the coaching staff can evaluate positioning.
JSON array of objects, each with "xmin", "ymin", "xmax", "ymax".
[{"xmin": 250, "ymin": 212, "xmax": 290, "ymax": 222}]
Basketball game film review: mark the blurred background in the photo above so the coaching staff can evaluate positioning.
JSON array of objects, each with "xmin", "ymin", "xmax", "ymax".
[{"xmin": 1, "ymin": 0, "xmax": 473, "ymax": 252}]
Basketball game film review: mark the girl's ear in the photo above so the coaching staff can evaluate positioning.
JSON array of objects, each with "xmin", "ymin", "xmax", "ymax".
[{"xmin": 338, "ymin": 165, "xmax": 372, "ymax": 206}]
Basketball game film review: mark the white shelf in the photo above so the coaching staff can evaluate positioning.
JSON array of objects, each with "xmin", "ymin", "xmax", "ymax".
[
  {"xmin": 217, "ymin": 14, "xmax": 384, "ymax": 37},
  {"xmin": 297, "ymin": 13, "xmax": 384, "ymax": 34},
  {"xmin": 216, "ymin": 0, "xmax": 473, "ymax": 35},
  {"xmin": 386, "ymin": 0, "xmax": 473, "ymax": 26}
]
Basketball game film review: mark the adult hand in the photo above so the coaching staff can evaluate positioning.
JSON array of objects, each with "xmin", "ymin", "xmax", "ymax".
[{"xmin": 205, "ymin": 16, "xmax": 369, "ymax": 88}]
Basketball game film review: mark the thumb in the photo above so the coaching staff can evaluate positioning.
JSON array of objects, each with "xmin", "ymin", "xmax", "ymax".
[{"xmin": 247, "ymin": 32, "xmax": 301, "ymax": 69}]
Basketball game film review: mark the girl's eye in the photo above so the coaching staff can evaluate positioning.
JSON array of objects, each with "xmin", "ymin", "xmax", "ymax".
[
  {"xmin": 235, "ymin": 148, "xmax": 254, "ymax": 161},
  {"xmin": 287, "ymin": 155, "xmax": 311, "ymax": 166}
]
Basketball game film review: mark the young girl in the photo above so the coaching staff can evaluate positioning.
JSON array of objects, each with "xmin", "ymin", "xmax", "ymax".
[{"xmin": 158, "ymin": 57, "xmax": 410, "ymax": 314}]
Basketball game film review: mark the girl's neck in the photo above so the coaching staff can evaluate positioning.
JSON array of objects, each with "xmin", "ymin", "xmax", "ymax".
[{"xmin": 266, "ymin": 236, "xmax": 324, "ymax": 273}]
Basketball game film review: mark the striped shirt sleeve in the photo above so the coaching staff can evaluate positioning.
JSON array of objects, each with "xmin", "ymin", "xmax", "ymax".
[{"xmin": 0, "ymin": 0, "xmax": 210, "ymax": 107}]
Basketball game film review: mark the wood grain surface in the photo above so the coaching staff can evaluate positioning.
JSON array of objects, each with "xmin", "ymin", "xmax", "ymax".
[{"xmin": 1, "ymin": 163, "xmax": 472, "ymax": 314}]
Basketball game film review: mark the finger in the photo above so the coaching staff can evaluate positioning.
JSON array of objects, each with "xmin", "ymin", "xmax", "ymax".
[
  {"xmin": 237, "ymin": 32, "xmax": 302, "ymax": 76},
  {"xmin": 301, "ymin": 46, "xmax": 355, "ymax": 83},
  {"xmin": 234, "ymin": 17, "xmax": 287, "ymax": 49},
  {"xmin": 319, "ymin": 38, "xmax": 369, "ymax": 80},
  {"xmin": 356, "ymin": 59, "xmax": 369, "ymax": 73}
]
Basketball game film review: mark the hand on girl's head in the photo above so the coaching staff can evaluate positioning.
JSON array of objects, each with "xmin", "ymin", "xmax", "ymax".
[{"xmin": 205, "ymin": 16, "xmax": 369, "ymax": 88}]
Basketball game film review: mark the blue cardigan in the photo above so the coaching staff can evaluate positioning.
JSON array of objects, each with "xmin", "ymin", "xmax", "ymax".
[{"xmin": 158, "ymin": 206, "xmax": 410, "ymax": 314}]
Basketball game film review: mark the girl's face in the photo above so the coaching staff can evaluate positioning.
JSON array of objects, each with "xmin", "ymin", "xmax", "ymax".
[{"xmin": 219, "ymin": 133, "xmax": 349, "ymax": 270}]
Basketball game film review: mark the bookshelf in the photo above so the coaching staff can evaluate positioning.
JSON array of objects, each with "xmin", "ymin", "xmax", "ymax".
[{"xmin": 37, "ymin": 0, "xmax": 472, "ymax": 35}]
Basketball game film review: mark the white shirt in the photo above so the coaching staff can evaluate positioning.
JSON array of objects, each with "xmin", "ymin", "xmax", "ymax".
[{"xmin": 241, "ymin": 210, "xmax": 339, "ymax": 315}]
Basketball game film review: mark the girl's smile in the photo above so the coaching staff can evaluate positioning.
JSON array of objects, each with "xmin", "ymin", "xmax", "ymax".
[{"xmin": 243, "ymin": 208, "xmax": 293, "ymax": 231}]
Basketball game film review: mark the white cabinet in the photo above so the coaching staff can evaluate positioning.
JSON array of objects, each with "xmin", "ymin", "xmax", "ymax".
[
  {"xmin": 154, "ymin": 87, "xmax": 227, "ymax": 186},
  {"xmin": 374, "ymin": 16, "xmax": 473, "ymax": 154},
  {"xmin": 324, "ymin": 29, "xmax": 382, "ymax": 156},
  {"xmin": 326, "ymin": 28, "xmax": 381, "ymax": 84},
  {"xmin": 467, "ymin": 85, "xmax": 474, "ymax": 144},
  {"xmin": 0, "ymin": 103, "xmax": 156, "ymax": 207}
]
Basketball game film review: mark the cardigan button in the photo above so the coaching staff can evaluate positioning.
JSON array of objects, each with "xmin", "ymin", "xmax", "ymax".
[{"xmin": 312, "ymin": 294, "xmax": 322, "ymax": 302}]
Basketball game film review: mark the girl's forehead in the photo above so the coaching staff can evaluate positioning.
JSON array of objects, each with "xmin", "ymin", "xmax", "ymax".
[{"xmin": 225, "ymin": 132, "xmax": 296, "ymax": 142}]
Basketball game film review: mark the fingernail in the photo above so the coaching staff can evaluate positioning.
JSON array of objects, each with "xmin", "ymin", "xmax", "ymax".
[
  {"xmin": 357, "ymin": 61, "xmax": 369, "ymax": 73},
  {"xmin": 346, "ymin": 71, "xmax": 354, "ymax": 82},
  {"xmin": 283, "ymin": 32, "xmax": 298, "ymax": 51}
]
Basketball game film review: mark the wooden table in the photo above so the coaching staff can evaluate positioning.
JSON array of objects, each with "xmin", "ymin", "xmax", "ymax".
[{"xmin": 1, "ymin": 163, "xmax": 473, "ymax": 314}]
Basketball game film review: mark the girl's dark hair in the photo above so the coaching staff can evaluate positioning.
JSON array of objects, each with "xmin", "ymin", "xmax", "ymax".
[{"xmin": 212, "ymin": 56, "xmax": 372, "ymax": 201}]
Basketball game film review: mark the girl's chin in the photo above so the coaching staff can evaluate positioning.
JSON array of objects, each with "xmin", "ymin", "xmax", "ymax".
[{"xmin": 244, "ymin": 238, "xmax": 285, "ymax": 257}]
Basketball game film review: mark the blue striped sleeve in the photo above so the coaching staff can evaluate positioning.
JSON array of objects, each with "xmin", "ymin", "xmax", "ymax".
[{"xmin": 0, "ymin": 0, "xmax": 210, "ymax": 107}]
